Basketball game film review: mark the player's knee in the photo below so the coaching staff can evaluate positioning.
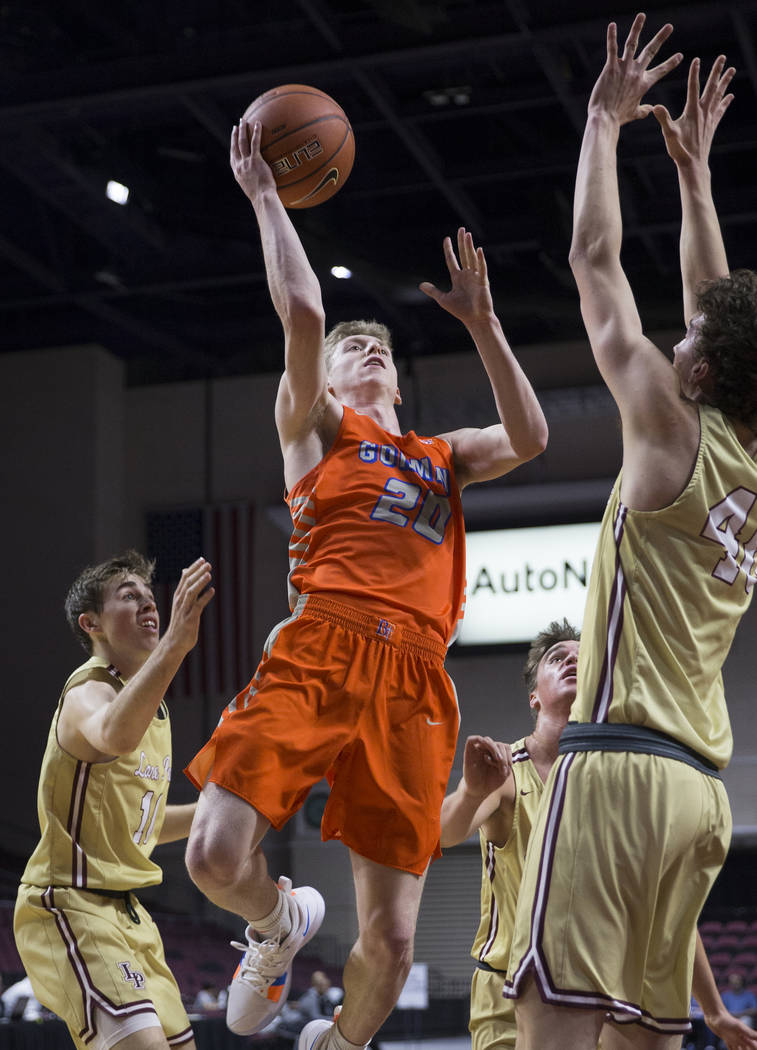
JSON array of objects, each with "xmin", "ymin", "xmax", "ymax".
[
  {"xmin": 184, "ymin": 822, "xmax": 241, "ymax": 891},
  {"xmin": 361, "ymin": 916, "xmax": 415, "ymax": 973}
]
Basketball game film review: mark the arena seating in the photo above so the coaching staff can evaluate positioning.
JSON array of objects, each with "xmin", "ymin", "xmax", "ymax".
[
  {"xmin": 1, "ymin": 900, "xmax": 756, "ymax": 1010},
  {"xmin": 697, "ymin": 917, "xmax": 757, "ymax": 992}
]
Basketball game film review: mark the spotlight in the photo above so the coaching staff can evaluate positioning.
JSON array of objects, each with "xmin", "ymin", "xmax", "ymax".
[
  {"xmin": 106, "ymin": 180, "xmax": 130, "ymax": 205},
  {"xmin": 330, "ymin": 266, "xmax": 352, "ymax": 279}
]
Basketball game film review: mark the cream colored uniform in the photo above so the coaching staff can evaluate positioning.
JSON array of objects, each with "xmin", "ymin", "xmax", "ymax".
[
  {"xmin": 469, "ymin": 740, "xmax": 543, "ymax": 1050},
  {"xmin": 506, "ymin": 406, "xmax": 753, "ymax": 1033},
  {"xmin": 14, "ymin": 657, "xmax": 192, "ymax": 1050}
]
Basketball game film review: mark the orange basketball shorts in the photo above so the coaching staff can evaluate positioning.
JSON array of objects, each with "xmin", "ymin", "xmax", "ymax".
[{"xmin": 185, "ymin": 595, "xmax": 460, "ymax": 875}]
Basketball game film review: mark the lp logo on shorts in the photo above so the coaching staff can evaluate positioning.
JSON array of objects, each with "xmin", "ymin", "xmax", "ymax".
[{"xmin": 117, "ymin": 961, "xmax": 146, "ymax": 990}]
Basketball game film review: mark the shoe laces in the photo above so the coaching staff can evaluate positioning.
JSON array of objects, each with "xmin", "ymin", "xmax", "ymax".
[{"xmin": 230, "ymin": 933, "xmax": 287, "ymax": 989}]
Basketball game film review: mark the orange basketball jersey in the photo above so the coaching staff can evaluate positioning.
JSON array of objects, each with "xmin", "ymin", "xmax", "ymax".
[{"xmin": 286, "ymin": 405, "xmax": 466, "ymax": 644}]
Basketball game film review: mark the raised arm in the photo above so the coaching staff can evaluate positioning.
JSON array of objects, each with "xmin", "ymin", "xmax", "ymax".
[
  {"xmin": 652, "ymin": 56, "xmax": 734, "ymax": 324},
  {"xmin": 59, "ymin": 559, "xmax": 214, "ymax": 760},
  {"xmin": 421, "ymin": 228, "xmax": 547, "ymax": 488},
  {"xmin": 440, "ymin": 735, "xmax": 513, "ymax": 847},
  {"xmin": 230, "ymin": 120, "xmax": 327, "ymax": 440},
  {"xmin": 568, "ymin": 16, "xmax": 682, "ymax": 410}
]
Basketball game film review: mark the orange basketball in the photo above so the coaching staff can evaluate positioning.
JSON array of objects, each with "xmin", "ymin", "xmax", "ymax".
[{"xmin": 243, "ymin": 84, "xmax": 355, "ymax": 209}]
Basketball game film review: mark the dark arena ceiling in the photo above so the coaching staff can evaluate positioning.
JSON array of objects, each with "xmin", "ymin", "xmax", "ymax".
[{"xmin": 2, "ymin": 0, "xmax": 757, "ymax": 385}]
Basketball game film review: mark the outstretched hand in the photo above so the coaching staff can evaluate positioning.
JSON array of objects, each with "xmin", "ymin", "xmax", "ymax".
[
  {"xmin": 705, "ymin": 1008, "xmax": 757, "ymax": 1050},
  {"xmin": 653, "ymin": 55, "xmax": 735, "ymax": 168},
  {"xmin": 462, "ymin": 735, "xmax": 512, "ymax": 799},
  {"xmin": 588, "ymin": 13, "xmax": 683, "ymax": 125},
  {"xmin": 165, "ymin": 557, "xmax": 215, "ymax": 656},
  {"xmin": 419, "ymin": 227, "xmax": 494, "ymax": 326},
  {"xmin": 230, "ymin": 119, "xmax": 277, "ymax": 202}
]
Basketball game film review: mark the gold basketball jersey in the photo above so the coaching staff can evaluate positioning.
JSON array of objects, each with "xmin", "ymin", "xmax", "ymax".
[
  {"xmin": 573, "ymin": 405, "xmax": 757, "ymax": 768},
  {"xmin": 471, "ymin": 740, "xmax": 544, "ymax": 971},
  {"xmin": 21, "ymin": 657, "xmax": 172, "ymax": 890}
]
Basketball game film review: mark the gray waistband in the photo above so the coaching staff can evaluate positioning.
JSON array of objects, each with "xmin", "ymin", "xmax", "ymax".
[{"xmin": 558, "ymin": 722, "xmax": 722, "ymax": 779}]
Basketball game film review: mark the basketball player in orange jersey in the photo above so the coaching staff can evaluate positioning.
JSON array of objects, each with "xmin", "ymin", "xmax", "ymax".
[
  {"xmin": 183, "ymin": 117, "xmax": 548, "ymax": 1050},
  {"xmin": 505, "ymin": 15, "xmax": 757, "ymax": 1050}
]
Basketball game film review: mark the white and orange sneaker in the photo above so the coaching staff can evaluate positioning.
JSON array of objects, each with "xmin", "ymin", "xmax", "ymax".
[
  {"xmin": 298, "ymin": 1019, "xmax": 335, "ymax": 1050},
  {"xmin": 298, "ymin": 1004, "xmax": 343, "ymax": 1050},
  {"xmin": 226, "ymin": 876, "xmax": 325, "ymax": 1035}
]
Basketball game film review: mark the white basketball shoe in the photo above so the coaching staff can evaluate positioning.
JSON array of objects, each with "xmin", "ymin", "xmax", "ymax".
[
  {"xmin": 226, "ymin": 876, "xmax": 325, "ymax": 1035},
  {"xmin": 298, "ymin": 1019, "xmax": 336, "ymax": 1050}
]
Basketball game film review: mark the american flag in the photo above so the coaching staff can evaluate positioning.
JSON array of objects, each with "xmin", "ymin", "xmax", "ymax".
[{"xmin": 146, "ymin": 502, "xmax": 255, "ymax": 702}]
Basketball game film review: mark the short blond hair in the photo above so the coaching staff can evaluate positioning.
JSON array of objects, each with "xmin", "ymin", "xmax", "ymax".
[{"xmin": 323, "ymin": 320, "xmax": 393, "ymax": 373}]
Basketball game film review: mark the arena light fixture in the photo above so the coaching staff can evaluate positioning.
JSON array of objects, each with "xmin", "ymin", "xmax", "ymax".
[
  {"xmin": 106, "ymin": 180, "xmax": 130, "ymax": 205},
  {"xmin": 330, "ymin": 265, "xmax": 352, "ymax": 279}
]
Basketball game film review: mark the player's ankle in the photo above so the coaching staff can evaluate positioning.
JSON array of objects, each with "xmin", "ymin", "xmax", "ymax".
[
  {"xmin": 248, "ymin": 883, "xmax": 292, "ymax": 940},
  {"xmin": 330, "ymin": 1019, "xmax": 368, "ymax": 1050}
]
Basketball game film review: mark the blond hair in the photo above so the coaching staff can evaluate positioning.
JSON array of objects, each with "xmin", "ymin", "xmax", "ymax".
[{"xmin": 323, "ymin": 320, "xmax": 393, "ymax": 373}]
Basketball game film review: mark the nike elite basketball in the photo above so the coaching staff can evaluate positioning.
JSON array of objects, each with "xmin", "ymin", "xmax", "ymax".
[{"xmin": 243, "ymin": 84, "xmax": 355, "ymax": 209}]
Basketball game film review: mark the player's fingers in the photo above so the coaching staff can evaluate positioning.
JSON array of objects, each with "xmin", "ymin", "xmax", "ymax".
[
  {"xmin": 230, "ymin": 125, "xmax": 240, "ymax": 165},
  {"xmin": 647, "ymin": 50, "xmax": 683, "ymax": 87},
  {"xmin": 720, "ymin": 65, "xmax": 736, "ymax": 89},
  {"xmin": 476, "ymin": 246, "xmax": 488, "ymax": 281},
  {"xmin": 458, "ymin": 228, "xmax": 474, "ymax": 269},
  {"xmin": 184, "ymin": 566, "xmax": 212, "ymax": 597},
  {"xmin": 720, "ymin": 93, "xmax": 735, "ymax": 114},
  {"xmin": 701, "ymin": 54, "xmax": 725, "ymax": 103},
  {"xmin": 194, "ymin": 585, "xmax": 215, "ymax": 613},
  {"xmin": 238, "ymin": 118, "xmax": 251, "ymax": 155},
  {"xmin": 716, "ymin": 67, "xmax": 736, "ymax": 104},
  {"xmin": 443, "ymin": 235, "xmax": 460, "ymax": 274},
  {"xmin": 250, "ymin": 119, "xmax": 262, "ymax": 155},
  {"xmin": 606, "ymin": 22, "xmax": 618, "ymax": 64},
  {"xmin": 651, "ymin": 104, "xmax": 674, "ymax": 133},
  {"xmin": 638, "ymin": 21, "xmax": 673, "ymax": 68},
  {"xmin": 621, "ymin": 12, "xmax": 646, "ymax": 61},
  {"xmin": 419, "ymin": 281, "xmax": 441, "ymax": 302},
  {"xmin": 175, "ymin": 560, "xmax": 211, "ymax": 600},
  {"xmin": 685, "ymin": 57, "xmax": 700, "ymax": 111},
  {"xmin": 173, "ymin": 558, "xmax": 205, "ymax": 592}
]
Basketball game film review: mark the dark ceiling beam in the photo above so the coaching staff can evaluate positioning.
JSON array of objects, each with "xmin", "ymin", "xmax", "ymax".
[
  {"xmin": 0, "ymin": 234, "xmax": 65, "ymax": 293},
  {"xmin": 179, "ymin": 94, "xmax": 233, "ymax": 149},
  {"xmin": 1, "ymin": 133, "xmax": 165, "ymax": 254},
  {"xmin": 0, "ymin": 271, "xmax": 268, "ymax": 313},
  {"xmin": 2, "ymin": 2, "xmax": 749, "ymax": 127},
  {"xmin": 506, "ymin": 1, "xmax": 668, "ymax": 277},
  {"xmin": 0, "ymin": 232, "xmax": 214, "ymax": 369},
  {"xmin": 2, "ymin": 205, "xmax": 756, "ymax": 317},
  {"xmin": 64, "ymin": 0, "xmax": 143, "ymax": 54},
  {"xmin": 730, "ymin": 8, "xmax": 757, "ymax": 96},
  {"xmin": 296, "ymin": 0, "xmax": 343, "ymax": 53},
  {"xmin": 349, "ymin": 66, "xmax": 483, "ymax": 236}
]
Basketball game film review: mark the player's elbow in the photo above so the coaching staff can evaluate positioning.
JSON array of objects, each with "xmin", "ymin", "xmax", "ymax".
[
  {"xmin": 510, "ymin": 418, "xmax": 548, "ymax": 464},
  {"xmin": 569, "ymin": 239, "xmax": 610, "ymax": 277},
  {"xmin": 98, "ymin": 726, "xmax": 141, "ymax": 757},
  {"xmin": 522, "ymin": 419, "xmax": 549, "ymax": 460},
  {"xmin": 281, "ymin": 296, "xmax": 325, "ymax": 336},
  {"xmin": 440, "ymin": 828, "xmax": 462, "ymax": 849}
]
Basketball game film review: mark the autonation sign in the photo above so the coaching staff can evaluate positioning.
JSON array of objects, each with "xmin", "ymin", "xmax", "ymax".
[{"xmin": 458, "ymin": 521, "xmax": 601, "ymax": 645}]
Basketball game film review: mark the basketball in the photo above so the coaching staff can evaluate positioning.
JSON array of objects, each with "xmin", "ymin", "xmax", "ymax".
[{"xmin": 243, "ymin": 84, "xmax": 355, "ymax": 209}]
